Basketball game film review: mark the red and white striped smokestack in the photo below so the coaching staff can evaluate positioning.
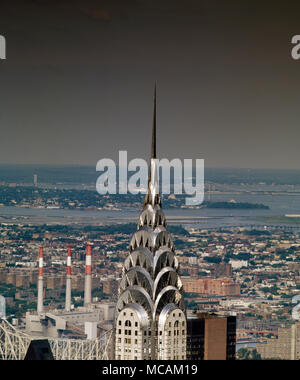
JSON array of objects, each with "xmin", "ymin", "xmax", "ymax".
[
  {"xmin": 84, "ymin": 244, "xmax": 92, "ymax": 306},
  {"xmin": 37, "ymin": 247, "xmax": 44, "ymax": 314},
  {"xmin": 38, "ymin": 246, "xmax": 43, "ymax": 276},
  {"xmin": 65, "ymin": 246, "xmax": 72, "ymax": 312},
  {"xmin": 67, "ymin": 245, "xmax": 72, "ymax": 275}
]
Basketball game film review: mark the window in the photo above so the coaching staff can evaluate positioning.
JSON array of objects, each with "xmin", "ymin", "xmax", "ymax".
[{"xmin": 125, "ymin": 320, "xmax": 132, "ymax": 327}]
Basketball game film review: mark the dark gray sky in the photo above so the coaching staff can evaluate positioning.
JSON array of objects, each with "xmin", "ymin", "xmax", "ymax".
[{"xmin": 0, "ymin": 0, "xmax": 300, "ymax": 168}]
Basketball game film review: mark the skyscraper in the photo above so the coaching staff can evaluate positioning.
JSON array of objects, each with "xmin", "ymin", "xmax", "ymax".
[
  {"xmin": 114, "ymin": 87, "xmax": 187, "ymax": 360},
  {"xmin": 186, "ymin": 312, "xmax": 236, "ymax": 360}
]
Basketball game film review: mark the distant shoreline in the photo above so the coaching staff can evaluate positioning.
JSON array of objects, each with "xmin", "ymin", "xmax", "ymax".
[
  {"xmin": 253, "ymin": 216, "xmax": 300, "ymax": 225},
  {"xmin": 204, "ymin": 201, "xmax": 269, "ymax": 210}
]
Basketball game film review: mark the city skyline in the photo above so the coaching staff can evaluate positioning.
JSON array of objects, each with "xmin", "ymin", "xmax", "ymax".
[{"xmin": 0, "ymin": 1, "xmax": 300, "ymax": 169}]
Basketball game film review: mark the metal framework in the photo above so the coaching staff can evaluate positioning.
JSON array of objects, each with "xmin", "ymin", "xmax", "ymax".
[{"xmin": 0, "ymin": 318, "xmax": 113, "ymax": 360}]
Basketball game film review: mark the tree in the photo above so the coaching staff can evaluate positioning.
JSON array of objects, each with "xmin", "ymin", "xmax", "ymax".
[{"xmin": 237, "ymin": 348, "xmax": 261, "ymax": 360}]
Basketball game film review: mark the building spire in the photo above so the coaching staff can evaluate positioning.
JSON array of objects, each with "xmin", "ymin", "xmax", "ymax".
[
  {"xmin": 145, "ymin": 84, "xmax": 160, "ymax": 206},
  {"xmin": 151, "ymin": 83, "xmax": 156, "ymax": 159}
]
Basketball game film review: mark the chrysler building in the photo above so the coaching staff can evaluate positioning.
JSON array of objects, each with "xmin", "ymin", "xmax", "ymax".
[{"xmin": 114, "ymin": 87, "xmax": 187, "ymax": 360}]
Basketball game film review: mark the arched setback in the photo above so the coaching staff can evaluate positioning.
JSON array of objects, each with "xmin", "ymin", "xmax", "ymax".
[
  {"xmin": 138, "ymin": 205, "xmax": 167, "ymax": 229},
  {"xmin": 157, "ymin": 305, "xmax": 187, "ymax": 360},
  {"xmin": 129, "ymin": 229, "xmax": 174, "ymax": 255},
  {"xmin": 153, "ymin": 248, "xmax": 178, "ymax": 276},
  {"xmin": 153, "ymin": 285, "xmax": 185, "ymax": 317},
  {"xmin": 116, "ymin": 286, "xmax": 153, "ymax": 316},
  {"xmin": 115, "ymin": 305, "xmax": 151, "ymax": 360},
  {"xmin": 124, "ymin": 247, "xmax": 153, "ymax": 275},
  {"xmin": 153, "ymin": 267, "xmax": 179, "ymax": 299},
  {"xmin": 119, "ymin": 267, "xmax": 153, "ymax": 295},
  {"xmin": 129, "ymin": 229, "xmax": 156, "ymax": 252}
]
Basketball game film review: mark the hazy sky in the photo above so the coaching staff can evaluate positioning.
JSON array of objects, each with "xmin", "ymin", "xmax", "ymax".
[{"xmin": 0, "ymin": 0, "xmax": 300, "ymax": 169}]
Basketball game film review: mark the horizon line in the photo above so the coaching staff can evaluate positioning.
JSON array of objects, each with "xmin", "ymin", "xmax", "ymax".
[{"xmin": 0, "ymin": 162, "xmax": 300, "ymax": 171}]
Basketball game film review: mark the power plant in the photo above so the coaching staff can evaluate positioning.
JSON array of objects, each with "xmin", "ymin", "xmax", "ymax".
[{"xmin": 0, "ymin": 244, "xmax": 114, "ymax": 360}]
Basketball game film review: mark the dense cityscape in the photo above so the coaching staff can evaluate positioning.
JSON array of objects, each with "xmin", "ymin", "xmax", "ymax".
[{"xmin": 1, "ymin": 168, "xmax": 300, "ymax": 359}]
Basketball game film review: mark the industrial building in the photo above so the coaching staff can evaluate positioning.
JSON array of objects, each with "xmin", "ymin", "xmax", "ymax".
[
  {"xmin": 24, "ymin": 245, "xmax": 115, "ymax": 340},
  {"xmin": 0, "ymin": 241, "xmax": 115, "ymax": 360}
]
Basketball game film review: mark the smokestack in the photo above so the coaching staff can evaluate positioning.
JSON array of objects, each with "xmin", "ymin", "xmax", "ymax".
[
  {"xmin": 84, "ymin": 244, "xmax": 92, "ymax": 306},
  {"xmin": 65, "ymin": 246, "xmax": 72, "ymax": 312},
  {"xmin": 37, "ymin": 247, "xmax": 44, "ymax": 314}
]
